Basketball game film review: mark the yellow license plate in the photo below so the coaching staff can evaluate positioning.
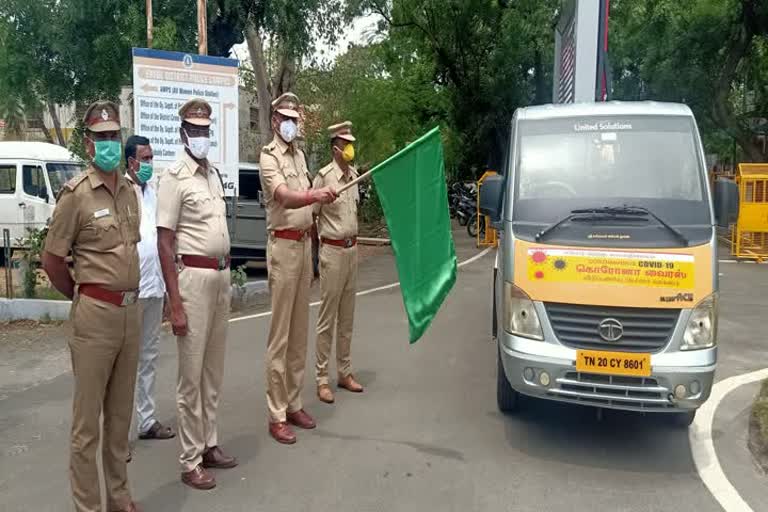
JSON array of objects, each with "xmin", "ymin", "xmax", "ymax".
[{"xmin": 576, "ymin": 350, "xmax": 651, "ymax": 377}]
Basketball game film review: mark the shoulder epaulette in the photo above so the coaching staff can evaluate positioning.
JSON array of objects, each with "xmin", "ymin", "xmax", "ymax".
[
  {"xmin": 166, "ymin": 159, "xmax": 187, "ymax": 176},
  {"xmin": 63, "ymin": 172, "xmax": 88, "ymax": 191},
  {"xmin": 262, "ymin": 140, "xmax": 277, "ymax": 153}
]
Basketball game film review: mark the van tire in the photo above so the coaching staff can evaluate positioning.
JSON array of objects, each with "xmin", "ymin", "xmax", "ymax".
[{"xmin": 497, "ymin": 345, "xmax": 519, "ymax": 413}]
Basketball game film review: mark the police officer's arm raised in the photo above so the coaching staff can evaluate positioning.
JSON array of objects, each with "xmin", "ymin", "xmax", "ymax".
[
  {"xmin": 42, "ymin": 189, "xmax": 79, "ymax": 300},
  {"xmin": 260, "ymin": 151, "xmax": 337, "ymax": 208}
]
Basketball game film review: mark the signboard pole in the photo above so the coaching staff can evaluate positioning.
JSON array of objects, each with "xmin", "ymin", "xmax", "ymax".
[
  {"xmin": 197, "ymin": 0, "xmax": 207, "ymax": 55},
  {"xmin": 146, "ymin": 0, "xmax": 153, "ymax": 48}
]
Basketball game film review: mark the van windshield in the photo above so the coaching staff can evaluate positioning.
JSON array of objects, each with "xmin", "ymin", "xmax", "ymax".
[
  {"xmin": 513, "ymin": 115, "xmax": 710, "ymax": 223},
  {"xmin": 46, "ymin": 162, "xmax": 84, "ymax": 197},
  {"xmin": 516, "ymin": 116, "xmax": 704, "ymax": 201}
]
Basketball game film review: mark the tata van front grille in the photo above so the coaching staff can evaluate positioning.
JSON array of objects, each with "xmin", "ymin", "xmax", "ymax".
[
  {"xmin": 548, "ymin": 372, "xmax": 673, "ymax": 410},
  {"xmin": 544, "ymin": 303, "xmax": 680, "ymax": 353}
]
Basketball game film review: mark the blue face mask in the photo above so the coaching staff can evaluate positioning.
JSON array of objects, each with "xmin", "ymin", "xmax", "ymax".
[
  {"xmin": 93, "ymin": 140, "xmax": 121, "ymax": 172},
  {"xmin": 136, "ymin": 161, "xmax": 153, "ymax": 183}
]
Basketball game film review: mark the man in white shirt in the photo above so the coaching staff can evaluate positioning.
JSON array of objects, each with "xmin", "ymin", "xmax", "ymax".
[{"xmin": 125, "ymin": 135, "xmax": 175, "ymax": 443}]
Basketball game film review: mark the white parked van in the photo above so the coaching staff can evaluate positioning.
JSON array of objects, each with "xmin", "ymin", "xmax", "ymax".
[{"xmin": 0, "ymin": 142, "xmax": 84, "ymax": 254}]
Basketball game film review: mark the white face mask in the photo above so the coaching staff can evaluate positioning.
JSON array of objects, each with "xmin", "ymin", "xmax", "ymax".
[
  {"xmin": 184, "ymin": 130, "xmax": 210, "ymax": 159},
  {"xmin": 279, "ymin": 120, "xmax": 298, "ymax": 143}
]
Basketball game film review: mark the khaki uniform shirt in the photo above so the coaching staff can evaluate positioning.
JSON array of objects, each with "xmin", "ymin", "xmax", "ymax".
[
  {"xmin": 44, "ymin": 166, "xmax": 140, "ymax": 291},
  {"xmin": 259, "ymin": 136, "xmax": 313, "ymax": 231},
  {"xmin": 313, "ymin": 161, "xmax": 358, "ymax": 240},
  {"xmin": 156, "ymin": 151, "xmax": 230, "ymax": 257}
]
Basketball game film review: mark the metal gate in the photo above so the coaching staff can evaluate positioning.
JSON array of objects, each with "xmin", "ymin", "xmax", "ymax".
[{"xmin": 731, "ymin": 163, "xmax": 768, "ymax": 262}]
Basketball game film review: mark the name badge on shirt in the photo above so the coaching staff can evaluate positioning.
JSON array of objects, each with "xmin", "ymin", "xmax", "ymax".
[{"xmin": 93, "ymin": 208, "xmax": 111, "ymax": 219}]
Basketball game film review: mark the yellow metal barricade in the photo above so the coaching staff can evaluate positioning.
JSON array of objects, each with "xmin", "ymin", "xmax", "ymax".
[
  {"xmin": 476, "ymin": 171, "xmax": 498, "ymax": 248},
  {"xmin": 731, "ymin": 163, "xmax": 768, "ymax": 262}
]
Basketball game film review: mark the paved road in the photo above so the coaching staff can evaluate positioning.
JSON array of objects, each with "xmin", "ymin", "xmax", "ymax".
[{"xmin": 0, "ymin": 232, "xmax": 767, "ymax": 511}]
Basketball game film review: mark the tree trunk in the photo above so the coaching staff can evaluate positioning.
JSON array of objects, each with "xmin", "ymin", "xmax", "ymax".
[
  {"xmin": 244, "ymin": 19, "xmax": 273, "ymax": 148},
  {"xmin": 271, "ymin": 52, "xmax": 297, "ymax": 97},
  {"xmin": 29, "ymin": 113, "xmax": 54, "ymax": 144},
  {"xmin": 46, "ymin": 100, "xmax": 66, "ymax": 146},
  {"xmin": 533, "ymin": 47, "xmax": 548, "ymax": 104}
]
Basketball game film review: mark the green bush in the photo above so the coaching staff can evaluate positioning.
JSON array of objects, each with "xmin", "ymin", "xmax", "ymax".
[
  {"xmin": 231, "ymin": 264, "xmax": 248, "ymax": 289},
  {"xmin": 16, "ymin": 227, "xmax": 48, "ymax": 299}
]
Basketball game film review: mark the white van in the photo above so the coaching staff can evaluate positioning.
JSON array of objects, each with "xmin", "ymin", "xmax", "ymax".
[{"xmin": 0, "ymin": 142, "xmax": 84, "ymax": 255}]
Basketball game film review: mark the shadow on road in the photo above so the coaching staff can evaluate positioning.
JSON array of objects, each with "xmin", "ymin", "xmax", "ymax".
[{"xmin": 496, "ymin": 397, "xmax": 693, "ymax": 473}]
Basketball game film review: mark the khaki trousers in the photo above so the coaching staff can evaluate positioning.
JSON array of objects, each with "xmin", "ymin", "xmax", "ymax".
[
  {"xmin": 316, "ymin": 244, "xmax": 358, "ymax": 385},
  {"xmin": 265, "ymin": 236, "xmax": 312, "ymax": 422},
  {"xmin": 69, "ymin": 294, "xmax": 141, "ymax": 512},
  {"xmin": 176, "ymin": 266, "xmax": 230, "ymax": 472}
]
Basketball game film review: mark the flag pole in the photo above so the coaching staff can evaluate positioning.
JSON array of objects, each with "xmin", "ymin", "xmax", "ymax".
[{"xmin": 337, "ymin": 167, "xmax": 374, "ymax": 194}]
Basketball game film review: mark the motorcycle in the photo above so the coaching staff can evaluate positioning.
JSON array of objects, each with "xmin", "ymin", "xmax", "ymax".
[
  {"xmin": 467, "ymin": 212, "xmax": 486, "ymax": 239},
  {"xmin": 449, "ymin": 182, "xmax": 477, "ymax": 226}
]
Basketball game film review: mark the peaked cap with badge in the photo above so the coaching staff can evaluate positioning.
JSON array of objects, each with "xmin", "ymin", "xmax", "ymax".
[
  {"xmin": 179, "ymin": 98, "xmax": 212, "ymax": 126},
  {"xmin": 328, "ymin": 121, "xmax": 356, "ymax": 142},
  {"xmin": 271, "ymin": 92, "xmax": 301, "ymax": 119},
  {"xmin": 83, "ymin": 100, "xmax": 121, "ymax": 132}
]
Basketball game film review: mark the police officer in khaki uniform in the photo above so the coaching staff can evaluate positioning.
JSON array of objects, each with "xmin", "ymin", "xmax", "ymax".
[
  {"xmin": 259, "ymin": 92, "xmax": 337, "ymax": 444},
  {"xmin": 156, "ymin": 98, "xmax": 237, "ymax": 490},
  {"xmin": 314, "ymin": 122, "xmax": 364, "ymax": 404},
  {"xmin": 42, "ymin": 101, "xmax": 142, "ymax": 512}
]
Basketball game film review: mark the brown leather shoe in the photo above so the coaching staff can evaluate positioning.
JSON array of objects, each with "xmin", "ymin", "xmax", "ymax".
[
  {"xmin": 287, "ymin": 409, "xmax": 316, "ymax": 429},
  {"xmin": 338, "ymin": 374, "xmax": 364, "ymax": 393},
  {"xmin": 317, "ymin": 384, "xmax": 335, "ymax": 404},
  {"xmin": 181, "ymin": 465, "xmax": 216, "ymax": 490},
  {"xmin": 269, "ymin": 422, "xmax": 297, "ymax": 444},
  {"xmin": 202, "ymin": 446, "xmax": 238, "ymax": 469}
]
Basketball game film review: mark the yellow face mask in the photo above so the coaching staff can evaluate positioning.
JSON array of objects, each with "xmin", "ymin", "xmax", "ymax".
[{"xmin": 341, "ymin": 143, "xmax": 355, "ymax": 162}]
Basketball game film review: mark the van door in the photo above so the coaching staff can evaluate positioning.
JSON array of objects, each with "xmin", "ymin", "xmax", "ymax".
[
  {"xmin": 0, "ymin": 162, "xmax": 22, "ymax": 245},
  {"xmin": 19, "ymin": 162, "xmax": 52, "ymax": 234}
]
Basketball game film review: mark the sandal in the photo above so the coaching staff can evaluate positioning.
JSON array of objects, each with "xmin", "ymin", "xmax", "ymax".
[{"xmin": 138, "ymin": 421, "xmax": 176, "ymax": 440}]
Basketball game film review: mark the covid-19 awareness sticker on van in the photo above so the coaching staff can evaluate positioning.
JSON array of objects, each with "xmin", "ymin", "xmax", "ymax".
[
  {"xmin": 526, "ymin": 248, "xmax": 695, "ymax": 289},
  {"xmin": 513, "ymin": 240, "xmax": 713, "ymax": 308}
]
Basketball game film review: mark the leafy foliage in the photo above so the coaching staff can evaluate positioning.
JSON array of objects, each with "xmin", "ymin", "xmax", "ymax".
[
  {"xmin": 610, "ymin": 0, "xmax": 768, "ymax": 162},
  {"xmin": 15, "ymin": 227, "xmax": 48, "ymax": 299}
]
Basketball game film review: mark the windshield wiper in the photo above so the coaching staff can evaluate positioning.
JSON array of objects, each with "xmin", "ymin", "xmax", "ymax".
[
  {"xmin": 535, "ymin": 210, "xmax": 646, "ymax": 241},
  {"xmin": 571, "ymin": 205, "xmax": 690, "ymax": 246}
]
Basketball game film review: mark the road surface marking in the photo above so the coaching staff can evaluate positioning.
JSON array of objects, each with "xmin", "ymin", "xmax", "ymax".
[
  {"xmin": 690, "ymin": 368, "xmax": 768, "ymax": 512},
  {"xmin": 231, "ymin": 248, "xmax": 493, "ymax": 324}
]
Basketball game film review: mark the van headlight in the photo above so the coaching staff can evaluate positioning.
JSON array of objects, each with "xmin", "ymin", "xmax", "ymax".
[
  {"xmin": 503, "ymin": 282, "xmax": 543, "ymax": 340},
  {"xmin": 682, "ymin": 294, "xmax": 718, "ymax": 350}
]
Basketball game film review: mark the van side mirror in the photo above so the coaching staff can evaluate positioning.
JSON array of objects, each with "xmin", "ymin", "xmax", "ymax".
[
  {"xmin": 479, "ymin": 174, "xmax": 504, "ymax": 225},
  {"xmin": 713, "ymin": 179, "xmax": 739, "ymax": 228},
  {"xmin": 40, "ymin": 189, "xmax": 49, "ymax": 203}
]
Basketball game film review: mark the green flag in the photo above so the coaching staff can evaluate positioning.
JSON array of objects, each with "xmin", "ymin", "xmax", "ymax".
[{"xmin": 371, "ymin": 127, "xmax": 457, "ymax": 343}]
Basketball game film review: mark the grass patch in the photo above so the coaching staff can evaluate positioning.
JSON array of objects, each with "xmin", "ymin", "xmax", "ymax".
[{"xmin": 749, "ymin": 379, "xmax": 768, "ymax": 473}]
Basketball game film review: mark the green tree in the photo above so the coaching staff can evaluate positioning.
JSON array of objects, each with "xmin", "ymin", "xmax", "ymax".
[
  {"xmin": 347, "ymin": 0, "xmax": 560, "ymax": 177},
  {"xmin": 239, "ymin": 0, "xmax": 352, "ymax": 146},
  {"xmin": 611, "ymin": 0, "xmax": 768, "ymax": 162}
]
